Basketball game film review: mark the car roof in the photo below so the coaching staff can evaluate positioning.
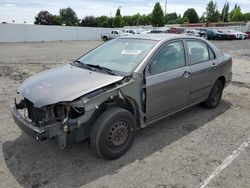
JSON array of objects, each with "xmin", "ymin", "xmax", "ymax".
[{"xmin": 118, "ymin": 33, "xmax": 197, "ymax": 41}]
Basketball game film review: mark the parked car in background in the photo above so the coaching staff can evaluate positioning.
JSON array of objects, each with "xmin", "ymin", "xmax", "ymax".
[
  {"xmin": 169, "ymin": 27, "xmax": 185, "ymax": 34},
  {"xmin": 184, "ymin": 29, "xmax": 200, "ymax": 37},
  {"xmin": 227, "ymin": 29, "xmax": 248, "ymax": 40},
  {"xmin": 246, "ymin": 31, "xmax": 250, "ymax": 39},
  {"xmin": 150, "ymin": 29, "xmax": 164, "ymax": 33},
  {"xmin": 123, "ymin": 29, "xmax": 137, "ymax": 34},
  {"xmin": 11, "ymin": 34, "xmax": 232, "ymax": 160},
  {"xmin": 201, "ymin": 29, "xmax": 225, "ymax": 40},
  {"xmin": 101, "ymin": 30, "xmax": 129, "ymax": 41}
]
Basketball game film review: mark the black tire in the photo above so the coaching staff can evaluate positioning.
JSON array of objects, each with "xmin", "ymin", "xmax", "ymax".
[
  {"xmin": 203, "ymin": 80, "xmax": 224, "ymax": 109},
  {"xmin": 90, "ymin": 107, "xmax": 136, "ymax": 160},
  {"xmin": 102, "ymin": 36, "xmax": 108, "ymax": 41}
]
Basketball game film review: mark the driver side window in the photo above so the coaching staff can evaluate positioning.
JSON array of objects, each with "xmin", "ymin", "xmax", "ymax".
[{"xmin": 150, "ymin": 41, "xmax": 185, "ymax": 75}]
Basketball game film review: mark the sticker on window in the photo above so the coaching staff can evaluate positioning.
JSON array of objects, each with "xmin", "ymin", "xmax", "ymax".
[{"xmin": 121, "ymin": 50, "xmax": 142, "ymax": 55}]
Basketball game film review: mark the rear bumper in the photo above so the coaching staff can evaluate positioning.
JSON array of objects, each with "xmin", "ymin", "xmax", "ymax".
[{"xmin": 11, "ymin": 103, "xmax": 47, "ymax": 140}]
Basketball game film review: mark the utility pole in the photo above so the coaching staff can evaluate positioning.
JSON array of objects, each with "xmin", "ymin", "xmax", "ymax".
[
  {"xmin": 165, "ymin": 0, "xmax": 167, "ymax": 24},
  {"xmin": 223, "ymin": 0, "xmax": 227, "ymax": 22}
]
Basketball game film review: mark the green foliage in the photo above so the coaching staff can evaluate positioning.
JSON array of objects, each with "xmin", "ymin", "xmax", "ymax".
[
  {"xmin": 116, "ymin": 8, "xmax": 121, "ymax": 17},
  {"xmin": 183, "ymin": 8, "xmax": 199, "ymax": 23},
  {"xmin": 113, "ymin": 16, "xmax": 123, "ymax": 27},
  {"xmin": 165, "ymin": 13, "xmax": 183, "ymax": 24},
  {"xmin": 183, "ymin": 17, "xmax": 189, "ymax": 24},
  {"xmin": 34, "ymin": 3, "xmax": 247, "ymax": 27},
  {"xmin": 200, "ymin": 13, "xmax": 206, "ymax": 23},
  {"xmin": 113, "ymin": 8, "xmax": 123, "ymax": 27},
  {"xmin": 34, "ymin": 11, "xmax": 53, "ymax": 25},
  {"xmin": 151, "ymin": 2, "xmax": 165, "ymax": 27},
  {"xmin": 206, "ymin": 1, "xmax": 220, "ymax": 23},
  {"xmin": 230, "ymin": 4, "xmax": 244, "ymax": 21},
  {"xmin": 221, "ymin": 2, "xmax": 229, "ymax": 22},
  {"xmin": 123, "ymin": 14, "xmax": 151, "ymax": 26},
  {"xmin": 244, "ymin": 13, "xmax": 250, "ymax": 21},
  {"xmin": 52, "ymin": 15, "xmax": 62, "ymax": 25},
  {"xmin": 165, "ymin": 12, "xmax": 178, "ymax": 23},
  {"xmin": 80, "ymin": 16, "xmax": 98, "ymax": 27},
  {"xmin": 59, "ymin": 7, "xmax": 78, "ymax": 26},
  {"xmin": 96, "ymin": 16, "xmax": 110, "ymax": 27}
]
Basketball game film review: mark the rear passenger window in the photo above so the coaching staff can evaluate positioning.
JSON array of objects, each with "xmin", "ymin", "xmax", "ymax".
[{"xmin": 187, "ymin": 41, "xmax": 209, "ymax": 65}]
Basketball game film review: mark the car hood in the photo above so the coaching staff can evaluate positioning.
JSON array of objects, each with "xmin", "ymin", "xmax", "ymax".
[{"xmin": 18, "ymin": 64, "xmax": 123, "ymax": 107}]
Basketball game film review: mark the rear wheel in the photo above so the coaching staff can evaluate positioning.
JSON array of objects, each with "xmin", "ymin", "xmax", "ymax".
[
  {"xmin": 203, "ymin": 80, "xmax": 224, "ymax": 109},
  {"xmin": 90, "ymin": 107, "xmax": 136, "ymax": 160}
]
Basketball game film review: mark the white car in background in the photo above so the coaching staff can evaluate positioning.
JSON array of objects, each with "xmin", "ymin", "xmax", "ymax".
[
  {"xmin": 123, "ymin": 29, "xmax": 137, "ymax": 34},
  {"xmin": 184, "ymin": 29, "xmax": 200, "ymax": 37},
  {"xmin": 227, "ymin": 29, "xmax": 248, "ymax": 40},
  {"xmin": 101, "ymin": 30, "xmax": 130, "ymax": 41}
]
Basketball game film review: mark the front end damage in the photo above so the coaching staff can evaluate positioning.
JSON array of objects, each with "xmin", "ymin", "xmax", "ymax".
[
  {"xmin": 11, "ymin": 97, "xmax": 86, "ymax": 148},
  {"xmin": 11, "ymin": 75, "xmax": 143, "ymax": 148}
]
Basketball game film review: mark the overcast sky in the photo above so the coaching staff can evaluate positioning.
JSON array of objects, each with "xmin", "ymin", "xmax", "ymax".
[{"xmin": 0, "ymin": 0, "xmax": 250, "ymax": 24}]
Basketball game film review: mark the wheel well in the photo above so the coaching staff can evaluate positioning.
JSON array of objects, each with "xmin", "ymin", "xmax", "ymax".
[
  {"xmin": 218, "ymin": 76, "xmax": 226, "ymax": 87},
  {"xmin": 93, "ymin": 96, "xmax": 141, "ymax": 128}
]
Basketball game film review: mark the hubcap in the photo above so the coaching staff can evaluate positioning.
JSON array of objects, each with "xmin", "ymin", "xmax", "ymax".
[{"xmin": 107, "ymin": 120, "xmax": 130, "ymax": 150}]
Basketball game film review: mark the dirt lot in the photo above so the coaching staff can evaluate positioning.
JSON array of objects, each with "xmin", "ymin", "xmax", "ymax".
[{"xmin": 0, "ymin": 39, "xmax": 250, "ymax": 188}]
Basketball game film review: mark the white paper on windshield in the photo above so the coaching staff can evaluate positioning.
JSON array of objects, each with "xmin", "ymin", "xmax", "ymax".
[{"xmin": 121, "ymin": 50, "xmax": 142, "ymax": 55}]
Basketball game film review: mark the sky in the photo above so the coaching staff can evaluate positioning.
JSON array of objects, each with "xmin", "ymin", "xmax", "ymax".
[{"xmin": 0, "ymin": 0, "xmax": 250, "ymax": 24}]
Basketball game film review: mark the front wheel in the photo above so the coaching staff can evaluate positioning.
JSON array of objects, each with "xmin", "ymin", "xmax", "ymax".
[
  {"xmin": 102, "ymin": 36, "xmax": 108, "ymax": 41},
  {"xmin": 203, "ymin": 80, "xmax": 224, "ymax": 109},
  {"xmin": 90, "ymin": 107, "xmax": 136, "ymax": 160}
]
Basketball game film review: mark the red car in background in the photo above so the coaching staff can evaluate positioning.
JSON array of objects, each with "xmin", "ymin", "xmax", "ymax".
[{"xmin": 246, "ymin": 31, "xmax": 250, "ymax": 39}]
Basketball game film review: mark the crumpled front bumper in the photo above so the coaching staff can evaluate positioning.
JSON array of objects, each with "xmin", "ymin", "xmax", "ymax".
[{"xmin": 10, "ymin": 103, "xmax": 47, "ymax": 141}]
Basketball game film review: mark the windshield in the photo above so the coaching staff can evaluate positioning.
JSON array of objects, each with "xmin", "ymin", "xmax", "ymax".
[{"xmin": 78, "ymin": 39, "xmax": 157, "ymax": 75}]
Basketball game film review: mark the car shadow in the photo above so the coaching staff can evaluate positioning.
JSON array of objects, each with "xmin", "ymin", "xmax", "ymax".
[{"xmin": 2, "ymin": 100, "xmax": 231, "ymax": 188}]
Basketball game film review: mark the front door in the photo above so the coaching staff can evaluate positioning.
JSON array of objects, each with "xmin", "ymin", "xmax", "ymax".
[{"xmin": 145, "ymin": 40, "xmax": 191, "ymax": 121}]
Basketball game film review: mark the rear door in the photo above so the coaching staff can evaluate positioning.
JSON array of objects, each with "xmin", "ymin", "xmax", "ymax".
[
  {"xmin": 186, "ymin": 40, "xmax": 219, "ymax": 102},
  {"xmin": 145, "ymin": 40, "xmax": 191, "ymax": 121}
]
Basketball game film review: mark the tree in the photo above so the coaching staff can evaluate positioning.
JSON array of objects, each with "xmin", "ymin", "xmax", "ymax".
[
  {"xmin": 221, "ymin": 2, "xmax": 229, "ymax": 22},
  {"xmin": 183, "ymin": 8, "xmax": 199, "ymax": 23},
  {"xmin": 34, "ymin": 11, "xmax": 53, "ymax": 25},
  {"xmin": 113, "ymin": 16, "xmax": 123, "ymax": 27},
  {"xmin": 52, "ymin": 15, "xmax": 62, "ymax": 25},
  {"xmin": 230, "ymin": 4, "xmax": 244, "ymax": 21},
  {"xmin": 206, "ymin": 1, "xmax": 220, "ymax": 23},
  {"xmin": 244, "ymin": 13, "xmax": 250, "ymax": 21},
  {"xmin": 165, "ymin": 12, "xmax": 178, "ymax": 23},
  {"xmin": 183, "ymin": 17, "xmax": 189, "ymax": 24},
  {"xmin": 116, "ymin": 8, "xmax": 121, "ymax": 17},
  {"xmin": 200, "ymin": 13, "xmax": 207, "ymax": 23},
  {"xmin": 80, "ymin": 16, "xmax": 98, "ymax": 27},
  {"xmin": 59, "ymin": 7, "xmax": 78, "ymax": 26},
  {"xmin": 151, "ymin": 2, "xmax": 165, "ymax": 27},
  {"xmin": 96, "ymin": 16, "xmax": 110, "ymax": 27},
  {"xmin": 113, "ymin": 8, "xmax": 123, "ymax": 27}
]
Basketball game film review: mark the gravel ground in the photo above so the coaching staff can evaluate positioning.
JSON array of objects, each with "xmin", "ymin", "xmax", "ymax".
[{"xmin": 0, "ymin": 39, "xmax": 249, "ymax": 188}]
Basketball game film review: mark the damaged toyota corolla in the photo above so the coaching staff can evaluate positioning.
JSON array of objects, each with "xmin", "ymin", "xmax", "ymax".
[{"xmin": 11, "ymin": 34, "xmax": 232, "ymax": 159}]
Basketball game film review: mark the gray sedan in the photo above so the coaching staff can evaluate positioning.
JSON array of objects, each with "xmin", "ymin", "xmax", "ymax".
[{"xmin": 11, "ymin": 34, "xmax": 232, "ymax": 159}]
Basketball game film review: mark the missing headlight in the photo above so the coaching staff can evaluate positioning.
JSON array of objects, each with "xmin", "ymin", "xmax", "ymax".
[{"xmin": 54, "ymin": 104, "xmax": 85, "ymax": 121}]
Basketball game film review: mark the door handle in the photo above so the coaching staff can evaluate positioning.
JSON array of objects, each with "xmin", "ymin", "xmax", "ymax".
[
  {"xmin": 212, "ymin": 62, "xmax": 217, "ymax": 66},
  {"xmin": 183, "ymin": 71, "xmax": 191, "ymax": 78}
]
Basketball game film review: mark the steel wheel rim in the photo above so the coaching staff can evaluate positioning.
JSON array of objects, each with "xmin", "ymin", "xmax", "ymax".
[
  {"xmin": 213, "ymin": 86, "xmax": 221, "ymax": 103},
  {"xmin": 107, "ymin": 120, "xmax": 130, "ymax": 151}
]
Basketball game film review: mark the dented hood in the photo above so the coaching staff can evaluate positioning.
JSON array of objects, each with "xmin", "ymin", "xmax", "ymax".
[{"xmin": 18, "ymin": 64, "xmax": 123, "ymax": 107}]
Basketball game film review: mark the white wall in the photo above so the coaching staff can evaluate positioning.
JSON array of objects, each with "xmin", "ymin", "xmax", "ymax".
[{"xmin": 0, "ymin": 24, "xmax": 116, "ymax": 42}]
